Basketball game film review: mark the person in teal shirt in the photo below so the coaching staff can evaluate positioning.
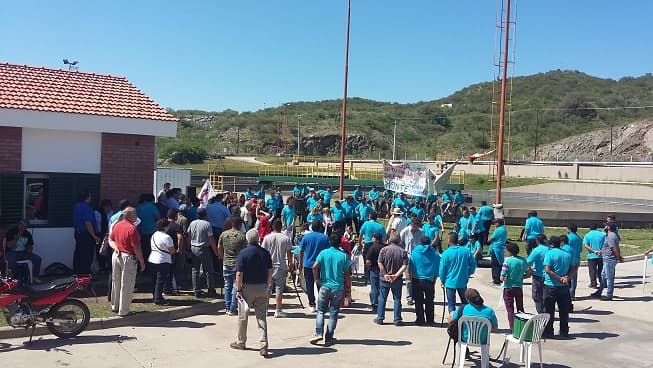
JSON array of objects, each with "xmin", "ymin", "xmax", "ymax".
[
  {"xmin": 281, "ymin": 198, "xmax": 296, "ymax": 239},
  {"xmin": 410, "ymin": 202, "xmax": 426, "ymax": 222},
  {"xmin": 488, "ymin": 218, "xmax": 507, "ymax": 285},
  {"xmin": 409, "ymin": 236, "xmax": 441, "ymax": 325},
  {"xmin": 500, "ymin": 243, "xmax": 528, "ymax": 330},
  {"xmin": 439, "ymin": 233, "xmax": 477, "ymax": 312},
  {"xmin": 465, "ymin": 234, "xmax": 482, "ymax": 260},
  {"xmin": 307, "ymin": 193, "xmax": 320, "ymax": 211},
  {"xmin": 413, "ymin": 195, "xmax": 423, "ymax": 203},
  {"xmin": 265, "ymin": 197, "xmax": 277, "ymax": 214},
  {"xmin": 421, "ymin": 214, "xmax": 442, "ymax": 251},
  {"xmin": 368, "ymin": 185, "xmax": 380, "ymax": 211},
  {"xmin": 560, "ymin": 234, "xmax": 580, "ymax": 312},
  {"xmin": 330, "ymin": 200, "xmax": 346, "ymax": 234},
  {"xmin": 358, "ymin": 213, "xmax": 387, "ymax": 245},
  {"xmin": 522, "ymin": 211, "xmax": 544, "ymax": 255},
  {"xmin": 256, "ymin": 186, "xmax": 265, "ymax": 201},
  {"xmin": 543, "ymin": 236, "xmax": 573, "ymax": 337},
  {"xmin": 457, "ymin": 210, "xmax": 473, "ymax": 242},
  {"xmin": 293, "ymin": 184, "xmax": 302, "ymax": 197},
  {"xmin": 526, "ymin": 234, "xmax": 549, "ymax": 314},
  {"xmin": 352, "ymin": 185, "xmax": 364, "ymax": 203},
  {"xmin": 477, "ymin": 201, "xmax": 494, "ymax": 247},
  {"xmin": 341, "ymin": 197, "xmax": 355, "ymax": 228},
  {"xmin": 565, "ymin": 224, "xmax": 582, "ymax": 300},
  {"xmin": 449, "ymin": 288, "xmax": 497, "ymax": 345},
  {"xmin": 311, "ymin": 233, "xmax": 351, "ymax": 346},
  {"xmin": 318, "ymin": 186, "xmax": 335, "ymax": 207},
  {"xmin": 583, "ymin": 224, "xmax": 606, "ymax": 288},
  {"xmin": 392, "ymin": 194, "xmax": 409, "ymax": 215},
  {"xmin": 356, "ymin": 200, "xmax": 373, "ymax": 223}
]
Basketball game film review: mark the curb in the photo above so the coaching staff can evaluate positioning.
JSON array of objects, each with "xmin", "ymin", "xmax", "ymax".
[{"xmin": 0, "ymin": 298, "xmax": 222, "ymax": 340}]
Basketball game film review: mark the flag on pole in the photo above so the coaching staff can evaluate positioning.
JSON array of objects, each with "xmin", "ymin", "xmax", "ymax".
[{"xmin": 198, "ymin": 178, "xmax": 213, "ymax": 208}]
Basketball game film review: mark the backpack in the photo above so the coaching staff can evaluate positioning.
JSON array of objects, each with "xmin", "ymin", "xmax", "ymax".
[
  {"xmin": 447, "ymin": 305, "xmax": 464, "ymax": 342},
  {"xmin": 44, "ymin": 262, "xmax": 73, "ymax": 277}
]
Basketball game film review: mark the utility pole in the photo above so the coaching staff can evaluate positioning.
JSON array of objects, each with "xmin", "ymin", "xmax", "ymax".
[
  {"xmin": 534, "ymin": 109, "xmax": 539, "ymax": 160},
  {"xmin": 338, "ymin": 0, "xmax": 351, "ymax": 200},
  {"xmin": 392, "ymin": 119, "xmax": 397, "ymax": 161},
  {"xmin": 495, "ymin": 0, "xmax": 512, "ymax": 205},
  {"xmin": 297, "ymin": 114, "xmax": 302, "ymax": 155}
]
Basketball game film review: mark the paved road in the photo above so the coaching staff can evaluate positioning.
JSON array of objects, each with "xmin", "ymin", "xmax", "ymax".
[{"xmin": 2, "ymin": 259, "xmax": 651, "ymax": 368}]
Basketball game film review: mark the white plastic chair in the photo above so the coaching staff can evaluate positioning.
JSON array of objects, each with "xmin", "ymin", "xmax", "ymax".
[
  {"xmin": 457, "ymin": 316, "xmax": 492, "ymax": 368},
  {"xmin": 499, "ymin": 313, "xmax": 550, "ymax": 368}
]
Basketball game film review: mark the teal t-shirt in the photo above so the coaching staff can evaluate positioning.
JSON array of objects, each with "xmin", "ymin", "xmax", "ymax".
[
  {"xmin": 501, "ymin": 255, "xmax": 527, "ymax": 288},
  {"xmin": 527, "ymin": 244, "xmax": 549, "ymax": 278},
  {"xmin": 567, "ymin": 232, "xmax": 582, "ymax": 264},
  {"xmin": 421, "ymin": 222, "xmax": 440, "ymax": 242},
  {"xmin": 410, "ymin": 206, "xmax": 425, "ymax": 220},
  {"xmin": 136, "ymin": 202, "xmax": 160, "ymax": 236},
  {"xmin": 490, "ymin": 226, "xmax": 508, "ymax": 264},
  {"xmin": 473, "ymin": 213, "xmax": 485, "ymax": 233},
  {"xmin": 524, "ymin": 217, "xmax": 544, "ymax": 240},
  {"xmin": 561, "ymin": 244, "xmax": 580, "ymax": 266},
  {"xmin": 583, "ymin": 230, "xmax": 606, "ymax": 260},
  {"xmin": 331, "ymin": 206, "xmax": 346, "ymax": 222},
  {"xmin": 357, "ymin": 203, "xmax": 373, "ymax": 221},
  {"xmin": 359, "ymin": 220, "xmax": 386, "ymax": 244},
  {"xmin": 466, "ymin": 240, "xmax": 481, "ymax": 255},
  {"xmin": 458, "ymin": 216, "xmax": 472, "ymax": 241},
  {"xmin": 439, "ymin": 245, "xmax": 476, "ymax": 289},
  {"xmin": 543, "ymin": 247, "xmax": 572, "ymax": 287},
  {"xmin": 316, "ymin": 246, "xmax": 350, "ymax": 291},
  {"xmin": 452, "ymin": 304, "xmax": 498, "ymax": 344},
  {"xmin": 409, "ymin": 244, "xmax": 440, "ymax": 281},
  {"xmin": 281, "ymin": 205, "xmax": 295, "ymax": 229},
  {"xmin": 341, "ymin": 201, "xmax": 354, "ymax": 219},
  {"xmin": 479, "ymin": 205, "xmax": 494, "ymax": 221},
  {"xmin": 368, "ymin": 189, "xmax": 380, "ymax": 200}
]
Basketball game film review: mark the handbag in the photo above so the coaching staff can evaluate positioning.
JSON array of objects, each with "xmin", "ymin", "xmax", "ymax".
[
  {"xmin": 447, "ymin": 305, "xmax": 464, "ymax": 342},
  {"xmin": 99, "ymin": 234, "xmax": 111, "ymax": 256}
]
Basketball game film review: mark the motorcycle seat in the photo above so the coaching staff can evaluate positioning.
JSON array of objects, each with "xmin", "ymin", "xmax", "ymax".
[{"xmin": 28, "ymin": 277, "xmax": 76, "ymax": 292}]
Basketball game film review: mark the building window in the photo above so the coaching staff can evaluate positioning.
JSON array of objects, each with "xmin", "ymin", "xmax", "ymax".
[{"xmin": 25, "ymin": 174, "xmax": 50, "ymax": 225}]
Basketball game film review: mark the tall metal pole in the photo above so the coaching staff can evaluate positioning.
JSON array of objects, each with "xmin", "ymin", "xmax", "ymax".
[
  {"xmin": 392, "ymin": 119, "xmax": 397, "ymax": 160},
  {"xmin": 297, "ymin": 114, "xmax": 302, "ymax": 154},
  {"xmin": 338, "ymin": 0, "xmax": 351, "ymax": 200},
  {"xmin": 534, "ymin": 109, "xmax": 539, "ymax": 160},
  {"xmin": 495, "ymin": 0, "xmax": 511, "ymax": 205}
]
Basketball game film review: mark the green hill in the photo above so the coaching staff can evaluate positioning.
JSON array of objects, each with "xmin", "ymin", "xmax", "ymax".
[{"xmin": 158, "ymin": 70, "xmax": 653, "ymax": 161}]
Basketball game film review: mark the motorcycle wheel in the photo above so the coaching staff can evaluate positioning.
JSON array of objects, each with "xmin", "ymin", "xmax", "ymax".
[{"xmin": 46, "ymin": 299, "xmax": 90, "ymax": 338}]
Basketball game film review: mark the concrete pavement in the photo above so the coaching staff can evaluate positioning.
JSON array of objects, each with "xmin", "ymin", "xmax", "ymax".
[{"xmin": 1, "ymin": 259, "xmax": 651, "ymax": 368}]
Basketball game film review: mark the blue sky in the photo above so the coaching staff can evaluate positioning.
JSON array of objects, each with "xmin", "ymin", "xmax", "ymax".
[{"xmin": 1, "ymin": 1, "xmax": 651, "ymax": 112}]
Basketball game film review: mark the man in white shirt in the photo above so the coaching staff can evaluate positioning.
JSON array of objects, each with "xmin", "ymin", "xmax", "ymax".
[
  {"xmin": 261, "ymin": 219, "xmax": 293, "ymax": 318},
  {"xmin": 400, "ymin": 217, "xmax": 424, "ymax": 306}
]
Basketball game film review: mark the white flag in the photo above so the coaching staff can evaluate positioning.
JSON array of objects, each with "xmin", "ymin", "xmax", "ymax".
[{"xmin": 198, "ymin": 179, "xmax": 212, "ymax": 208}]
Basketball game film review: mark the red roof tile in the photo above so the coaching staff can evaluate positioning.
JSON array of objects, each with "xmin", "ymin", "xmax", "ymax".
[{"xmin": 0, "ymin": 63, "xmax": 177, "ymax": 122}]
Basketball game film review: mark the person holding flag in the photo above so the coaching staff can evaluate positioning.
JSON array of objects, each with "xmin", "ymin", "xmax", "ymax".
[{"xmin": 198, "ymin": 179, "xmax": 213, "ymax": 208}]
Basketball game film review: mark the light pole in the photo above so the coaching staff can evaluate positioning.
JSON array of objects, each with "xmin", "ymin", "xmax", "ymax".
[
  {"xmin": 297, "ymin": 114, "xmax": 302, "ymax": 155},
  {"xmin": 338, "ymin": 0, "xmax": 351, "ymax": 200},
  {"xmin": 392, "ymin": 119, "xmax": 397, "ymax": 160}
]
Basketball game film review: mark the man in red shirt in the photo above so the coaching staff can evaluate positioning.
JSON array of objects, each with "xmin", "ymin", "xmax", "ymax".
[{"xmin": 109, "ymin": 207, "xmax": 145, "ymax": 317}]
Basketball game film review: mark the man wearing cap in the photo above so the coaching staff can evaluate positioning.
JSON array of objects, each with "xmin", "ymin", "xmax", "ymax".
[
  {"xmin": 386, "ymin": 207, "xmax": 408, "ymax": 235},
  {"xmin": 310, "ymin": 233, "xmax": 351, "ymax": 346},
  {"xmin": 5, "ymin": 219, "xmax": 42, "ymax": 282},
  {"xmin": 488, "ymin": 218, "xmax": 508, "ymax": 285},
  {"xmin": 543, "ymin": 235, "xmax": 573, "ymax": 338},
  {"xmin": 188, "ymin": 207, "xmax": 219, "ymax": 298},
  {"xmin": 591, "ymin": 222, "xmax": 623, "ymax": 301},
  {"xmin": 230, "ymin": 229, "xmax": 273, "ymax": 358},
  {"xmin": 522, "ymin": 211, "xmax": 544, "ymax": 255},
  {"xmin": 392, "ymin": 193, "xmax": 410, "ymax": 216},
  {"xmin": 409, "ymin": 236, "xmax": 440, "ymax": 326}
]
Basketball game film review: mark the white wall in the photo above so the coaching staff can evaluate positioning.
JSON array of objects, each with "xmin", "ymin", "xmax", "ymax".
[
  {"xmin": 0, "ymin": 108, "xmax": 177, "ymax": 137},
  {"xmin": 29, "ymin": 227, "xmax": 75, "ymax": 271},
  {"xmin": 22, "ymin": 128, "xmax": 101, "ymax": 174}
]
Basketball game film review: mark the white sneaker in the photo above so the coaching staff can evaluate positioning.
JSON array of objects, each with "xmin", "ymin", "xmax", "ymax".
[
  {"xmin": 309, "ymin": 306, "xmax": 317, "ymax": 313},
  {"xmin": 274, "ymin": 310, "xmax": 287, "ymax": 318},
  {"xmin": 225, "ymin": 310, "xmax": 235, "ymax": 316}
]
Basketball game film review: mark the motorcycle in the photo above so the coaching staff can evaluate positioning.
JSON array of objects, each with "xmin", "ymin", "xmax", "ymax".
[{"xmin": 0, "ymin": 275, "xmax": 92, "ymax": 342}]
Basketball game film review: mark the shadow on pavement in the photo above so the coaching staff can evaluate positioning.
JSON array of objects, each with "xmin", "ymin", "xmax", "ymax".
[
  {"xmin": 570, "ymin": 332, "xmax": 619, "ymax": 340},
  {"xmin": 502, "ymin": 363, "xmax": 572, "ymax": 368},
  {"xmin": 614, "ymin": 296, "xmax": 653, "ymax": 302},
  {"xmin": 267, "ymin": 346, "xmax": 337, "ymax": 358},
  {"xmin": 573, "ymin": 307, "xmax": 614, "ymax": 316},
  {"xmin": 335, "ymin": 338, "xmax": 411, "ymax": 346},
  {"xmin": 0, "ymin": 334, "xmax": 136, "ymax": 353},
  {"xmin": 137, "ymin": 320, "xmax": 216, "ymax": 329}
]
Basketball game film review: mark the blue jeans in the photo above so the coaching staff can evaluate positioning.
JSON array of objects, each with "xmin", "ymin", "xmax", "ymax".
[
  {"xmin": 369, "ymin": 268, "xmax": 380, "ymax": 308},
  {"xmin": 446, "ymin": 287, "xmax": 467, "ymax": 312},
  {"xmin": 376, "ymin": 278, "xmax": 403, "ymax": 323},
  {"xmin": 568, "ymin": 274, "xmax": 578, "ymax": 299},
  {"xmin": 598, "ymin": 260, "xmax": 616, "ymax": 298},
  {"xmin": 223, "ymin": 265, "xmax": 237, "ymax": 312},
  {"xmin": 316, "ymin": 286, "xmax": 343, "ymax": 338}
]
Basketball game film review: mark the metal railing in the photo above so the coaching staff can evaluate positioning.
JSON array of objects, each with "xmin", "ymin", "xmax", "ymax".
[
  {"xmin": 259, "ymin": 164, "xmax": 384, "ymax": 181},
  {"xmin": 290, "ymin": 155, "xmax": 341, "ymax": 163}
]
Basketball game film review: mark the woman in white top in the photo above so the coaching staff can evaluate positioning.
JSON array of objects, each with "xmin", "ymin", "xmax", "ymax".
[
  {"xmin": 149, "ymin": 218, "xmax": 176, "ymax": 305},
  {"xmin": 322, "ymin": 207, "xmax": 334, "ymax": 236}
]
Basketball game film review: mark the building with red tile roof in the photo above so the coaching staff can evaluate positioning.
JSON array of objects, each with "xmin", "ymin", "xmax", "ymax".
[{"xmin": 0, "ymin": 62, "xmax": 178, "ymax": 273}]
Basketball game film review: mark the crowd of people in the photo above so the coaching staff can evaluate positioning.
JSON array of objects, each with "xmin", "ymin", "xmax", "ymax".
[{"xmin": 2, "ymin": 180, "xmax": 640, "ymax": 359}]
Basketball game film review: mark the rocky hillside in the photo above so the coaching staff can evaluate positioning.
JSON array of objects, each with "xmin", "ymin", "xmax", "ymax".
[{"xmin": 532, "ymin": 120, "xmax": 653, "ymax": 161}]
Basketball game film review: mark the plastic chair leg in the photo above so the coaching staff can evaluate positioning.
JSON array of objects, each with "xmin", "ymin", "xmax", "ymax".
[
  {"xmin": 501, "ymin": 338, "xmax": 509, "ymax": 364},
  {"xmin": 480, "ymin": 344, "xmax": 489, "ymax": 368},
  {"xmin": 458, "ymin": 343, "xmax": 468, "ymax": 368},
  {"xmin": 538, "ymin": 341, "xmax": 544, "ymax": 368},
  {"xmin": 526, "ymin": 344, "xmax": 533, "ymax": 368}
]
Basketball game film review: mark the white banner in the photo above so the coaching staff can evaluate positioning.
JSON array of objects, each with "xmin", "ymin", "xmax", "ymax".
[{"xmin": 383, "ymin": 161, "xmax": 457, "ymax": 197}]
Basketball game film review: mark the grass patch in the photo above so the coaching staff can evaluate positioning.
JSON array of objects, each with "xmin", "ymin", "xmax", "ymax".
[
  {"xmin": 464, "ymin": 174, "xmax": 551, "ymax": 191},
  {"xmin": 160, "ymin": 158, "xmax": 263, "ymax": 177}
]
